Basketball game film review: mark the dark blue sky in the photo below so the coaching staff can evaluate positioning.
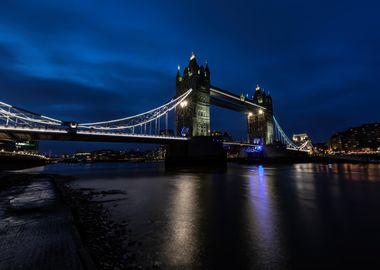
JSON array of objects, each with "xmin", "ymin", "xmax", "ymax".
[{"xmin": 0, "ymin": 0, "xmax": 379, "ymax": 154}]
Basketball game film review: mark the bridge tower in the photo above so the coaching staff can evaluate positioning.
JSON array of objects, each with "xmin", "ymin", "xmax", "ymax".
[
  {"xmin": 176, "ymin": 53, "xmax": 210, "ymax": 137},
  {"xmin": 247, "ymin": 85, "xmax": 274, "ymax": 145}
]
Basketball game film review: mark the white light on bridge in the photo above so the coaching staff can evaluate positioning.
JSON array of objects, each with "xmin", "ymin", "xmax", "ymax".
[
  {"xmin": 180, "ymin": 100, "xmax": 188, "ymax": 108},
  {"xmin": 248, "ymin": 112, "xmax": 253, "ymax": 117},
  {"xmin": 258, "ymin": 109, "xmax": 264, "ymax": 115}
]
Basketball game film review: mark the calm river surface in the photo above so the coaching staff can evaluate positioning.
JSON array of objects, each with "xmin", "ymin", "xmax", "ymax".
[{"xmin": 25, "ymin": 162, "xmax": 380, "ymax": 269}]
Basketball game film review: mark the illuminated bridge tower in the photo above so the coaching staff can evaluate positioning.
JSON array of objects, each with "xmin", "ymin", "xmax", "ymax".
[
  {"xmin": 176, "ymin": 52, "xmax": 210, "ymax": 137},
  {"xmin": 248, "ymin": 85, "xmax": 274, "ymax": 145}
]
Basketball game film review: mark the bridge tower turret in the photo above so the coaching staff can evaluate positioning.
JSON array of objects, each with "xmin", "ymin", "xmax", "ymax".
[
  {"xmin": 247, "ymin": 84, "xmax": 274, "ymax": 145},
  {"xmin": 176, "ymin": 52, "xmax": 210, "ymax": 137}
]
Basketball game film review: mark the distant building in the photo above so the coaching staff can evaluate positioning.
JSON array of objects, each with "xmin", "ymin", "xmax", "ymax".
[
  {"xmin": 329, "ymin": 123, "xmax": 380, "ymax": 153},
  {"xmin": 0, "ymin": 140, "xmax": 16, "ymax": 151},
  {"xmin": 15, "ymin": 141, "xmax": 39, "ymax": 153},
  {"xmin": 74, "ymin": 152, "xmax": 92, "ymax": 162},
  {"xmin": 0, "ymin": 140, "xmax": 38, "ymax": 153},
  {"xmin": 145, "ymin": 145, "xmax": 166, "ymax": 160},
  {"xmin": 210, "ymin": 131, "xmax": 234, "ymax": 142},
  {"xmin": 313, "ymin": 143, "xmax": 329, "ymax": 154},
  {"xmin": 222, "ymin": 132, "xmax": 233, "ymax": 142},
  {"xmin": 292, "ymin": 133, "xmax": 309, "ymax": 144}
]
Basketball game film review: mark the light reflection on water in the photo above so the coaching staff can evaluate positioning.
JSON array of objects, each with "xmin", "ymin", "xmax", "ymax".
[
  {"xmin": 21, "ymin": 162, "xmax": 380, "ymax": 268},
  {"xmin": 246, "ymin": 165, "xmax": 284, "ymax": 266},
  {"xmin": 163, "ymin": 175, "xmax": 199, "ymax": 267}
]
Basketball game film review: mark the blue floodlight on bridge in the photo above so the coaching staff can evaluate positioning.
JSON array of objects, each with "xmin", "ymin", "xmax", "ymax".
[
  {"xmin": 180, "ymin": 127, "xmax": 189, "ymax": 137},
  {"xmin": 244, "ymin": 145, "xmax": 263, "ymax": 153}
]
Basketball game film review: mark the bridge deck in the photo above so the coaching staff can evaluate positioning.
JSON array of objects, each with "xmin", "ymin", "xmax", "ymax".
[{"xmin": 0, "ymin": 126, "xmax": 188, "ymax": 144}]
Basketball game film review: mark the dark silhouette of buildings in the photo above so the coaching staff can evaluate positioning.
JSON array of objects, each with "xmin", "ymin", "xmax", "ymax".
[{"xmin": 330, "ymin": 123, "xmax": 380, "ymax": 153}]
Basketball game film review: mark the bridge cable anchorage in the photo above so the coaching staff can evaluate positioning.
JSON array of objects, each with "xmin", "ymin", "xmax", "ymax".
[
  {"xmin": 0, "ymin": 100, "xmax": 62, "ymax": 127},
  {"xmin": 273, "ymin": 116, "xmax": 312, "ymax": 152},
  {"xmin": 77, "ymin": 89, "xmax": 193, "ymax": 131}
]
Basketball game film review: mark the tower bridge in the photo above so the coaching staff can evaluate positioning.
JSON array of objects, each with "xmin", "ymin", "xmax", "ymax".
[
  {"xmin": 0, "ymin": 53, "xmax": 310, "ymax": 167},
  {"xmin": 175, "ymin": 53, "xmax": 275, "ymax": 145}
]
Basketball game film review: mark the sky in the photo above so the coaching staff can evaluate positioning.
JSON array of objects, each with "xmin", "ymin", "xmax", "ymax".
[{"xmin": 0, "ymin": 0, "xmax": 379, "ymax": 154}]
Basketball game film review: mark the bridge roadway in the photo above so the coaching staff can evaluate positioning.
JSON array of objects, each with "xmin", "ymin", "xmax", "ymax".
[
  {"xmin": 0, "ymin": 125, "xmax": 262, "ymax": 148},
  {"xmin": 0, "ymin": 125, "xmax": 188, "ymax": 144}
]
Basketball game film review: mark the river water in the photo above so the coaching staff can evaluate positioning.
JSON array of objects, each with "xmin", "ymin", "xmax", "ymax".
[{"xmin": 25, "ymin": 162, "xmax": 380, "ymax": 269}]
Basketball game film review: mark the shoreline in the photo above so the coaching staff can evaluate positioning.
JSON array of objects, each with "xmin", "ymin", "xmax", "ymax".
[
  {"xmin": 0, "ymin": 173, "xmax": 88, "ymax": 270},
  {"xmin": 0, "ymin": 173, "xmax": 135, "ymax": 270},
  {"xmin": 0, "ymin": 154, "xmax": 379, "ymax": 172},
  {"xmin": 53, "ymin": 176, "xmax": 134, "ymax": 270}
]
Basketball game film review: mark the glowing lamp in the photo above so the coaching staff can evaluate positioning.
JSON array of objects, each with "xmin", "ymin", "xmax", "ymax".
[{"xmin": 180, "ymin": 100, "xmax": 188, "ymax": 108}]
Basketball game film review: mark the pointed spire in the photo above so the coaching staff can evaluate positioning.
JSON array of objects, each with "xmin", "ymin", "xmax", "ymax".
[
  {"xmin": 204, "ymin": 60, "xmax": 210, "ymax": 78},
  {"xmin": 176, "ymin": 65, "xmax": 181, "ymax": 77},
  {"xmin": 188, "ymin": 52, "xmax": 199, "ymax": 72},
  {"xmin": 256, "ymin": 84, "xmax": 261, "ymax": 92},
  {"xmin": 190, "ymin": 52, "xmax": 196, "ymax": 60}
]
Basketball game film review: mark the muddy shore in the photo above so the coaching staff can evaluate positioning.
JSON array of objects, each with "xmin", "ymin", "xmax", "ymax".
[{"xmin": 0, "ymin": 173, "xmax": 139, "ymax": 270}]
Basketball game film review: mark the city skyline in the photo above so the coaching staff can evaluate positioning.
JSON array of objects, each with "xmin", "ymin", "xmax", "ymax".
[{"xmin": 0, "ymin": 1, "xmax": 379, "ymax": 153}]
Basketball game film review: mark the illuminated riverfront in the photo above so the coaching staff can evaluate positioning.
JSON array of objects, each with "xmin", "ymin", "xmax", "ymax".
[{"xmin": 1, "ymin": 1, "xmax": 380, "ymax": 269}]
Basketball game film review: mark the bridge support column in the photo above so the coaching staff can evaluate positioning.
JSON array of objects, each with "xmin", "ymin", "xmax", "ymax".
[
  {"xmin": 175, "ymin": 53, "xmax": 210, "ymax": 137},
  {"xmin": 165, "ymin": 136, "xmax": 226, "ymax": 169},
  {"xmin": 247, "ymin": 85, "xmax": 274, "ymax": 145}
]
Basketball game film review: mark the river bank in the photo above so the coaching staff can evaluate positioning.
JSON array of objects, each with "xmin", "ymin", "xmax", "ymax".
[
  {"xmin": 0, "ymin": 173, "xmax": 137, "ymax": 270},
  {"xmin": 54, "ymin": 177, "xmax": 137, "ymax": 270},
  {"xmin": 0, "ymin": 173, "xmax": 89, "ymax": 270},
  {"xmin": 0, "ymin": 154, "xmax": 48, "ymax": 170}
]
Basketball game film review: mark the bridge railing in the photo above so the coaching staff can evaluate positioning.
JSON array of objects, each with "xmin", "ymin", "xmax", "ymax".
[
  {"xmin": 273, "ymin": 116, "xmax": 312, "ymax": 152},
  {"xmin": 77, "ymin": 89, "xmax": 192, "ymax": 131},
  {"xmin": 0, "ymin": 89, "xmax": 193, "ymax": 138},
  {"xmin": 0, "ymin": 101, "xmax": 62, "ymax": 128}
]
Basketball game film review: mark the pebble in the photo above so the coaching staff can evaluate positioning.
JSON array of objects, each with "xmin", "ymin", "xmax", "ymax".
[
  {"xmin": 55, "ymin": 180, "xmax": 135, "ymax": 270},
  {"xmin": 128, "ymin": 240, "xmax": 136, "ymax": 246},
  {"xmin": 153, "ymin": 261, "xmax": 161, "ymax": 268}
]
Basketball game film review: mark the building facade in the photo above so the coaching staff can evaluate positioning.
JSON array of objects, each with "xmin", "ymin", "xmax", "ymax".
[
  {"xmin": 329, "ymin": 123, "xmax": 380, "ymax": 153},
  {"xmin": 247, "ymin": 85, "xmax": 274, "ymax": 145},
  {"xmin": 176, "ymin": 53, "xmax": 211, "ymax": 137}
]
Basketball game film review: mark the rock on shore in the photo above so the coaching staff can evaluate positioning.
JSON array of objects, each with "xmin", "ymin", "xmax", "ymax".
[{"xmin": 54, "ymin": 177, "xmax": 139, "ymax": 270}]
